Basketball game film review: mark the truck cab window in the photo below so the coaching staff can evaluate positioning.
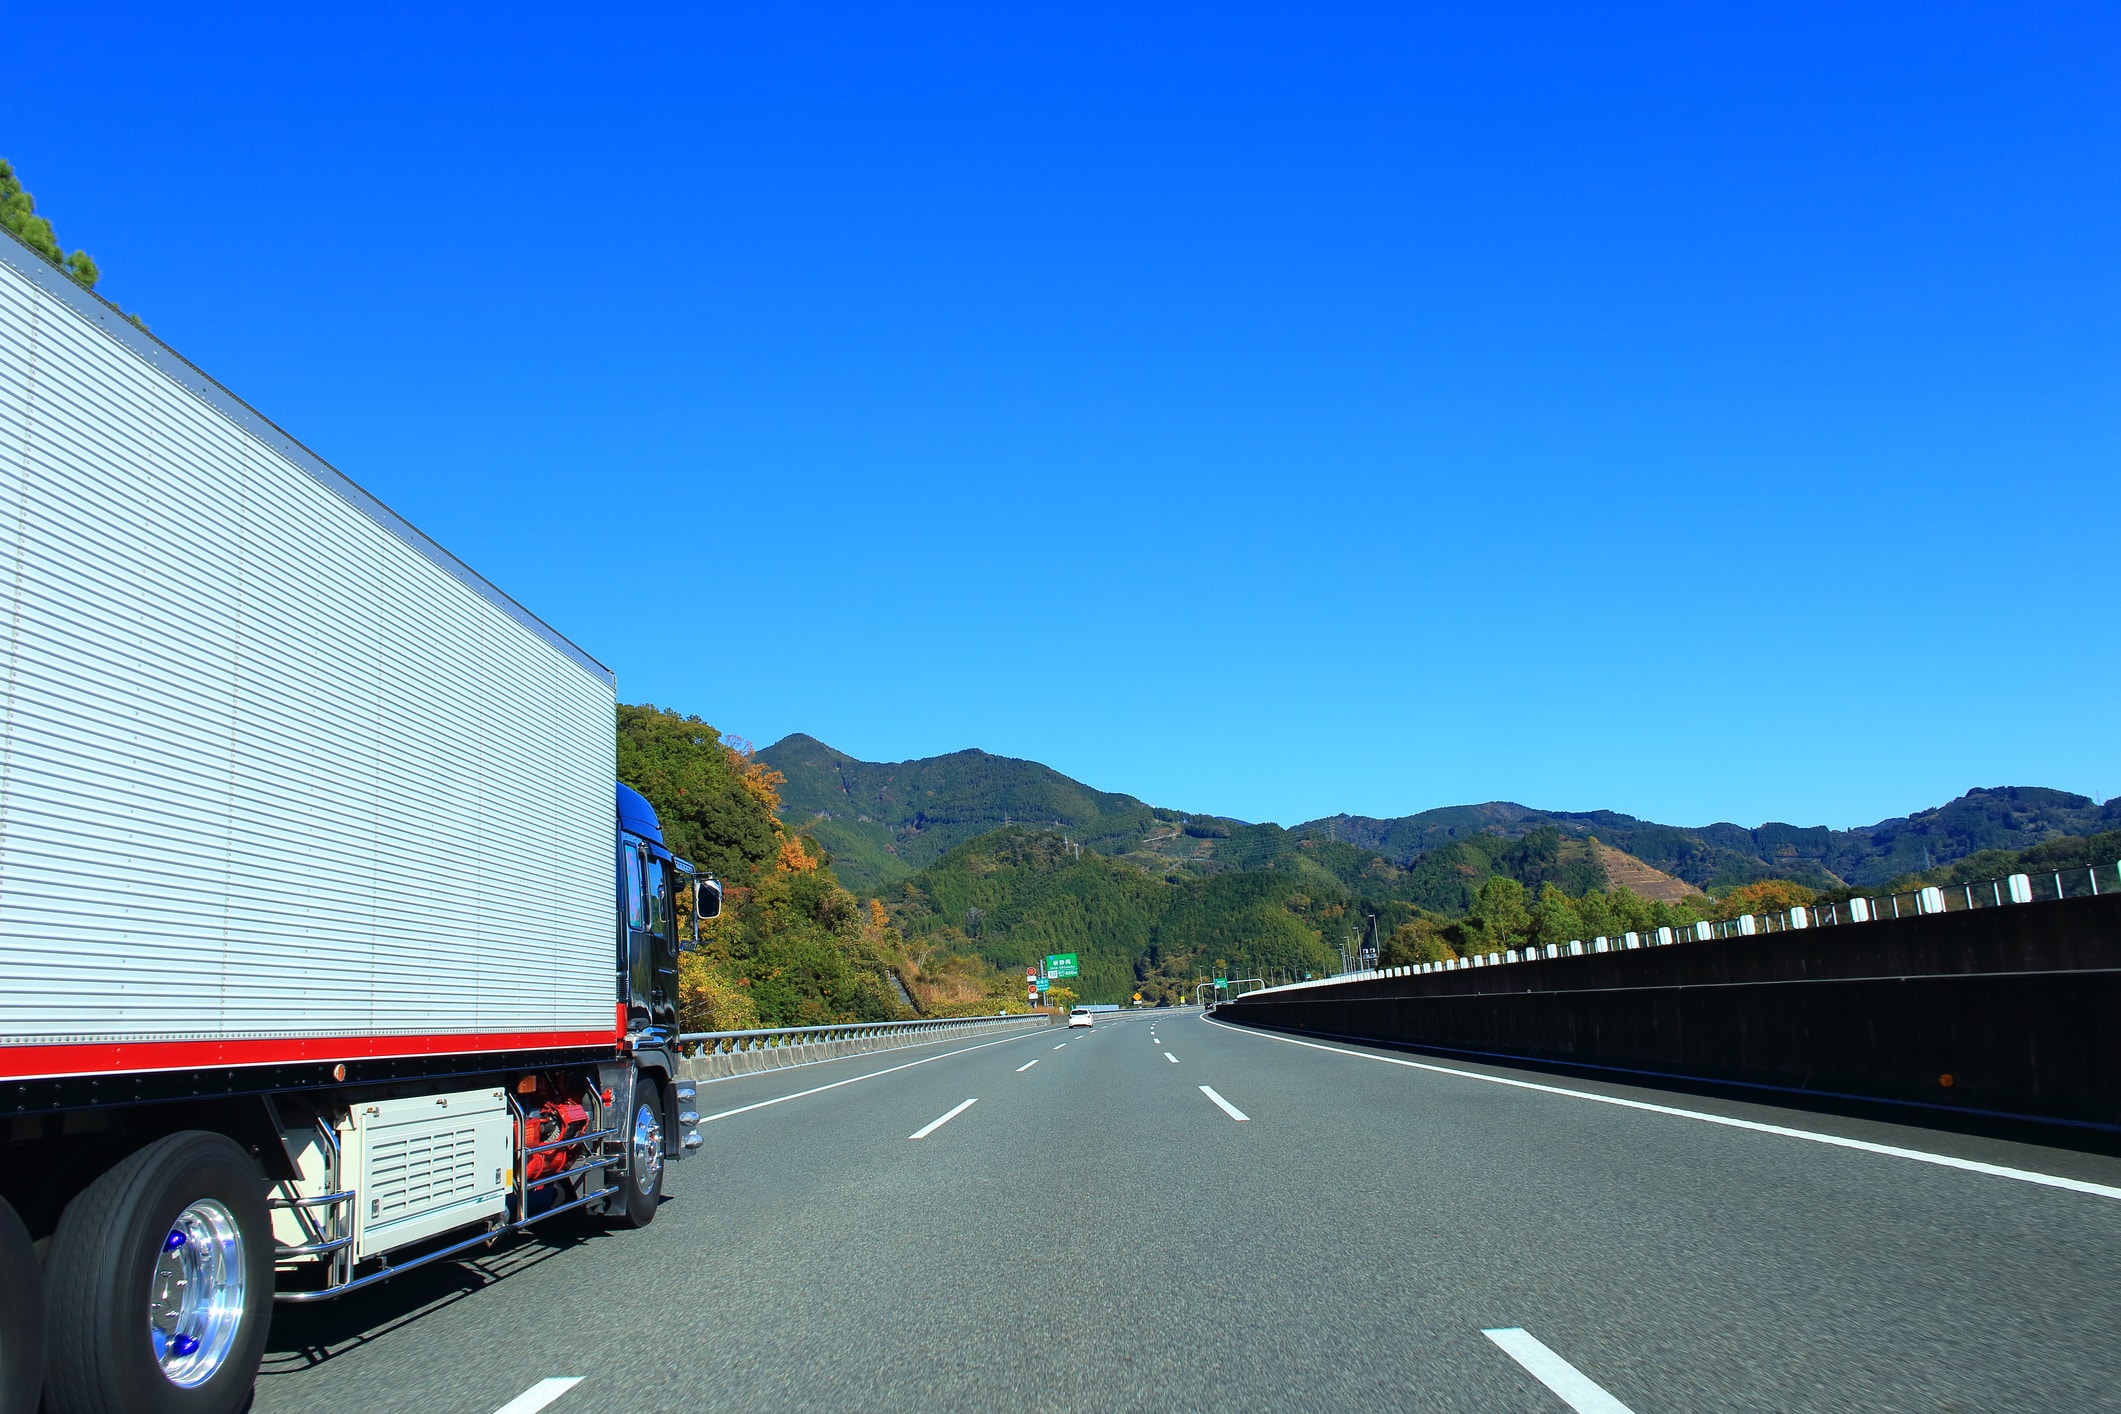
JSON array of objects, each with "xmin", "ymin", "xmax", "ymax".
[
  {"xmin": 626, "ymin": 846, "xmax": 647, "ymax": 930},
  {"xmin": 646, "ymin": 856, "xmax": 669, "ymax": 939}
]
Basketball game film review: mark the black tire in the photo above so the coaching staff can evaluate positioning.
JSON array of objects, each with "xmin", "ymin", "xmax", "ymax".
[
  {"xmin": 44, "ymin": 1131, "xmax": 272, "ymax": 1414},
  {"xmin": 0, "ymin": 1194, "xmax": 43, "ymax": 1414},
  {"xmin": 614, "ymin": 1076, "xmax": 664, "ymax": 1229}
]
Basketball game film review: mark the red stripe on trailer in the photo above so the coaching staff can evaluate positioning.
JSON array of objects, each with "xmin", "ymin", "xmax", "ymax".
[{"xmin": 0, "ymin": 1030, "xmax": 622, "ymax": 1080}]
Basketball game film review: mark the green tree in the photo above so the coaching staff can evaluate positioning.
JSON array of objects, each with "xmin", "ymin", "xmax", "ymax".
[
  {"xmin": 1648, "ymin": 896, "xmax": 1705, "ymax": 930},
  {"xmin": 695, "ymin": 861, "xmax": 902, "ymax": 1027},
  {"xmin": 1465, "ymin": 876, "xmax": 1531, "ymax": 951},
  {"xmin": 1573, "ymin": 888, "xmax": 1614, "ymax": 941},
  {"xmin": 617, "ymin": 704, "xmax": 784, "ymax": 885},
  {"xmin": 1381, "ymin": 916, "xmax": 1455, "ymax": 965},
  {"xmin": 0, "ymin": 159, "xmax": 99, "ymax": 289},
  {"xmin": 1604, "ymin": 886, "xmax": 1655, "ymax": 935},
  {"xmin": 620, "ymin": 701, "xmax": 920, "ymax": 1032},
  {"xmin": 1527, "ymin": 884, "xmax": 1585, "ymax": 950}
]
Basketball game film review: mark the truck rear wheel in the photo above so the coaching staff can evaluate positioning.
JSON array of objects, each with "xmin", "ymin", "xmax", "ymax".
[
  {"xmin": 43, "ymin": 1131, "xmax": 272, "ymax": 1414},
  {"xmin": 614, "ymin": 1077, "xmax": 664, "ymax": 1229},
  {"xmin": 0, "ymin": 1194, "xmax": 43, "ymax": 1414}
]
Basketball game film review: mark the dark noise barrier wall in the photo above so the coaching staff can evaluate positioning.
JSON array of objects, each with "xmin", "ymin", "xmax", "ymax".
[{"xmin": 1218, "ymin": 893, "xmax": 2121, "ymax": 1131}]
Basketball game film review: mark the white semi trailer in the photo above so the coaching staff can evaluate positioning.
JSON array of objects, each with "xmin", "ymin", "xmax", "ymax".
[{"xmin": 0, "ymin": 229, "xmax": 716, "ymax": 1413}]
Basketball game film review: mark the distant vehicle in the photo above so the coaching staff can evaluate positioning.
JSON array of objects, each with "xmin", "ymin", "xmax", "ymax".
[{"xmin": 1067, "ymin": 1011, "xmax": 1096, "ymax": 1029}]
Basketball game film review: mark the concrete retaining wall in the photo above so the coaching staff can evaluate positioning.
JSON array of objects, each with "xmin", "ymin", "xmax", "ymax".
[{"xmin": 1220, "ymin": 893, "xmax": 2121, "ymax": 1129}]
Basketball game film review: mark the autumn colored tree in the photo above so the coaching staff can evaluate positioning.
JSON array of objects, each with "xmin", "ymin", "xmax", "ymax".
[
  {"xmin": 617, "ymin": 704, "xmax": 783, "ymax": 885},
  {"xmin": 677, "ymin": 951, "xmax": 759, "ymax": 1033},
  {"xmin": 1714, "ymin": 879, "xmax": 1816, "ymax": 921},
  {"xmin": 622, "ymin": 703, "xmax": 915, "ymax": 1032}
]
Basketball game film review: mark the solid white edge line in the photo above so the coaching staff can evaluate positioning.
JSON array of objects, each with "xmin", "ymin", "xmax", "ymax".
[
  {"xmin": 492, "ymin": 1377, "xmax": 585, "ymax": 1414},
  {"xmin": 1016, "ymin": 1058, "xmax": 1040, "ymax": 1072},
  {"xmin": 697, "ymin": 1033, "xmax": 1035, "ymax": 1126},
  {"xmin": 1198, "ymin": 1084, "xmax": 1250, "ymax": 1121},
  {"xmin": 1209, "ymin": 1019, "xmax": 2121, "ymax": 1203},
  {"xmin": 1483, "ymin": 1329, "xmax": 1636, "ymax": 1414},
  {"xmin": 1165, "ymin": 1052, "xmax": 1179, "ymax": 1063},
  {"xmin": 910, "ymin": 1097, "xmax": 978, "ymax": 1140}
]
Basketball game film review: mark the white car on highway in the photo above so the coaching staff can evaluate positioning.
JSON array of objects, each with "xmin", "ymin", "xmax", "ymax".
[{"xmin": 1067, "ymin": 1009, "xmax": 1095, "ymax": 1029}]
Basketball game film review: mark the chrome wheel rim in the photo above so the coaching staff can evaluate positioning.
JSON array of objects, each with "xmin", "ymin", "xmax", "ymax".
[
  {"xmin": 632, "ymin": 1101, "xmax": 663, "ymax": 1192},
  {"xmin": 149, "ymin": 1199, "xmax": 247, "ymax": 1388}
]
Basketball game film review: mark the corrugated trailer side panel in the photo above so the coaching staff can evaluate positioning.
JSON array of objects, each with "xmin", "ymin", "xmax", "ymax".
[{"xmin": 0, "ymin": 243, "xmax": 617, "ymax": 1073}]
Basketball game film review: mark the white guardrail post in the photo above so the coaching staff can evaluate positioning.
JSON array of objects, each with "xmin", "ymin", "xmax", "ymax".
[{"xmin": 676, "ymin": 1011, "xmax": 1057, "ymax": 1084}]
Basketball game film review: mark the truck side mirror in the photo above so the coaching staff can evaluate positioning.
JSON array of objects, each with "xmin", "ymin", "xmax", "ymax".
[{"xmin": 698, "ymin": 878, "xmax": 722, "ymax": 923}]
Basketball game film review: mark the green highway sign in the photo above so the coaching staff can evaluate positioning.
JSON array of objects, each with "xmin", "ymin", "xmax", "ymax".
[
  {"xmin": 1045, "ymin": 953, "xmax": 1080, "ymax": 978},
  {"xmin": 1035, "ymin": 977, "xmax": 1051, "ymax": 992}
]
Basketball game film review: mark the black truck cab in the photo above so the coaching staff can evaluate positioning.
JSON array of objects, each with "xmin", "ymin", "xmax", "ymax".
[{"xmin": 615, "ymin": 782, "xmax": 719, "ymax": 1049}]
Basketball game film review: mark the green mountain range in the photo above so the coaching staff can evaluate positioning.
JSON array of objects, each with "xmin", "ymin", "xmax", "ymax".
[
  {"xmin": 760, "ymin": 735, "xmax": 2120, "ymax": 1005},
  {"xmin": 760, "ymin": 732, "xmax": 2117, "ymax": 895}
]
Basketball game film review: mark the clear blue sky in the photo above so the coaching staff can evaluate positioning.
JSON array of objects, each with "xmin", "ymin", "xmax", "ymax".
[{"xmin": 11, "ymin": 2, "xmax": 2116, "ymax": 831}]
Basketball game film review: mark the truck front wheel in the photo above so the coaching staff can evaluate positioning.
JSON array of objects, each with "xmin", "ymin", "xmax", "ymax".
[
  {"xmin": 614, "ymin": 1076, "xmax": 664, "ymax": 1228},
  {"xmin": 42, "ymin": 1131, "xmax": 273, "ymax": 1414},
  {"xmin": 0, "ymin": 1193, "xmax": 43, "ymax": 1414}
]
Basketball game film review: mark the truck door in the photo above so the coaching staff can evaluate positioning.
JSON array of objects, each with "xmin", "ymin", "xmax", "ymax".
[
  {"xmin": 645, "ymin": 852, "xmax": 679, "ymax": 1036},
  {"xmin": 620, "ymin": 839, "xmax": 680, "ymax": 1038},
  {"xmin": 622, "ymin": 840, "xmax": 653, "ymax": 1034}
]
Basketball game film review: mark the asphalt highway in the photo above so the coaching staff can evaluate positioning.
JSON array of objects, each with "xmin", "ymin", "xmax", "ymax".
[{"xmin": 254, "ymin": 1009, "xmax": 2121, "ymax": 1413}]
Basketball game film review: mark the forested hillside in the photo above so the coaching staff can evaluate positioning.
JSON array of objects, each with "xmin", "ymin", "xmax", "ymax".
[
  {"xmin": 883, "ymin": 822, "xmax": 1680, "ymax": 1002},
  {"xmin": 617, "ymin": 707, "xmax": 1030, "ymax": 1030},
  {"xmin": 887, "ymin": 824, "xmax": 1724, "ymax": 1003},
  {"xmin": 888, "ymin": 815, "xmax": 2121, "ymax": 1004},
  {"xmin": 652, "ymin": 721, "xmax": 2121, "ymax": 1011},
  {"xmin": 767, "ymin": 735, "xmax": 2121, "ymax": 1005},
  {"xmin": 889, "ymin": 829, "xmax": 1342, "ymax": 1005}
]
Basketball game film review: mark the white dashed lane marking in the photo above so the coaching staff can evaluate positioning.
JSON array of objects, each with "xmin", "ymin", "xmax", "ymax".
[
  {"xmin": 910, "ymin": 1098, "xmax": 979, "ymax": 1140},
  {"xmin": 492, "ymin": 1378, "xmax": 584, "ymax": 1414},
  {"xmin": 1482, "ymin": 1329, "xmax": 1637, "ymax": 1414}
]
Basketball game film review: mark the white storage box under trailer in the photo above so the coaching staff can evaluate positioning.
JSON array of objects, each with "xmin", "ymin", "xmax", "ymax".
[{"xmin": 0, "ymin": 230, "xmax": 712, "ymax": 1414}]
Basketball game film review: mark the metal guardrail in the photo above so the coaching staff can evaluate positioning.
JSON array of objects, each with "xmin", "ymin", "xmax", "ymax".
[
  {"xmin": 1236, "ymin": 860, "xmax": 2121, "ymax": 999},
  {"xmin": 677, "ymin": 1012, "xmax": 1054, "ymax": 1083}
]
